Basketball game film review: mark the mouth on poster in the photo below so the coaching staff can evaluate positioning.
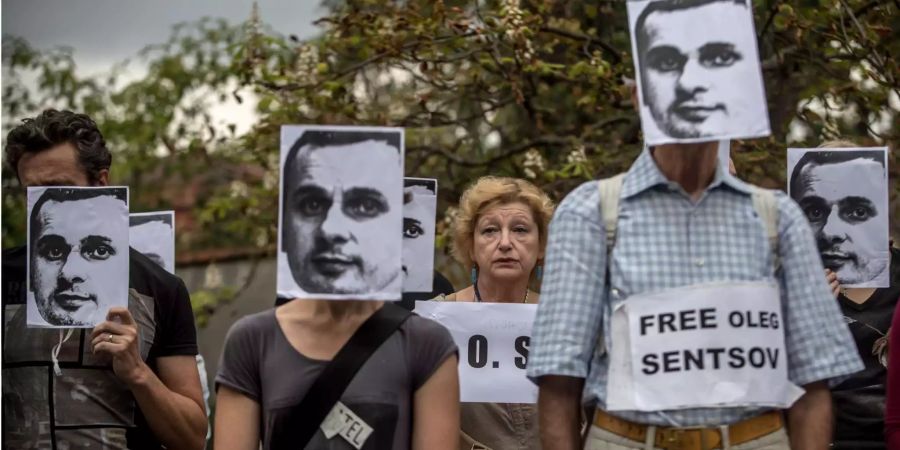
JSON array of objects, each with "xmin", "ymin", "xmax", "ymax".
[
  {"xmin": 414, "ymin": 301, "xmax": 537, "ymax": 404},
  {"xmin": 606, "ymin": 282, "xmax": 803, "ymax": 412}
]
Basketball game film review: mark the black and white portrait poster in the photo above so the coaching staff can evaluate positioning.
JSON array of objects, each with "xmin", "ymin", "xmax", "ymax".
[
  {"xmin": 402, "ymin": 178, "xmax": 437, "ymax": 293},
  {"xmin": 277, "ymin": 125, "xmax": 405, "ymax": 301},
  {"xmin": 26, "ymin": 186, "xmax": 130, "ymax": 327},
  {"xmin": 788, "ymin": 147, "xmax": 890, "ymax": 288},
  {"xmin": 130, "ymin": 211, "xmax": 175, "ymax": 274},
  {"xmin": 627, "ymin": 0, "xmax": 770, "ymax": 145}
]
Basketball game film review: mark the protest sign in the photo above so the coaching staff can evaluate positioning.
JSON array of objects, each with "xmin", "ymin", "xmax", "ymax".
[
  {"xmin": 415, "ymin": 301, "xmax": 537, "ymax": 403},
  {"xmin": 627, "ymin": 0, "xmax": 770, "ymax": 145},
  {"xmin": 607, "ymin": 282, "xmax": 804, "ymax": 411},
  {"xmin": 130, "ymin": 211, "xmax": 175, "ymax": 274},
  {"xmin": 27, "ymin": 186, "xmax": 130, "ymax": 328},
  {"xmin": 277, "ymin": 125, "xmax": 405, "ymax": 301},
  {"xmin": 402, "ymin": 178, "xmax": 437, "ymax": 293},
  {"xmin": 787, "ymin": 147, "xmax": 890, "ymax": 288}
]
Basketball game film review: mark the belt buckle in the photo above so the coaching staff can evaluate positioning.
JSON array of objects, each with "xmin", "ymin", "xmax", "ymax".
[{"xmin": 662, "ymin": 429, "xmax": 690, "ymax": 450}]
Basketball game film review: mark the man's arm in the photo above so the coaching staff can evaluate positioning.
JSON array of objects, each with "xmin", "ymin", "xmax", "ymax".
[
  {"xmin": 787, "ymin": 381, "xmax": 832, "ymax": 450},
  {"xmin": 538, "ymin": 375, "xmax": 585, "ymax": 450},
  {"xmin": 92, "ymin": 308, "xmax": 207, "ymax": 450}
]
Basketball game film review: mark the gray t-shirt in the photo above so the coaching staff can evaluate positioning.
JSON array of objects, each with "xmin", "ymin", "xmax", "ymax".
[{"xmin": 215, "ymin": 308, "xmax": 457, "ymax": 450}]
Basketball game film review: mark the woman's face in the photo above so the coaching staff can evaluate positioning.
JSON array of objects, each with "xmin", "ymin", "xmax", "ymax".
[{"xmin": 471, "ymin": 201, "xmax": 542, "ymax": 284}]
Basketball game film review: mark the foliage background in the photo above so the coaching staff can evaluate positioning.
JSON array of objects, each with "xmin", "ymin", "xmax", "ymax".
[{"xmin": 3, "ymin": 0, "xmax": 898, "ymax": 320}]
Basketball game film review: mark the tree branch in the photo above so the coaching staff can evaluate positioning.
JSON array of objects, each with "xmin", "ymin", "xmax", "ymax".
[{"xmin": 538, "ymin": 26, "xmax": 621, "ymax": 63}]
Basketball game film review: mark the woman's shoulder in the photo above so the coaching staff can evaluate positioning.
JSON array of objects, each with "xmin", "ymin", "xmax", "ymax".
[{"xmin": 224, "ymin": 308, "xmax": 278, "ymax": 342}]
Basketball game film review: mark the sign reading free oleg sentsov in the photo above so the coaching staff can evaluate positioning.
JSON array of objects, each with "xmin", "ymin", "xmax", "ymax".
[
  {"xmin": 415, "ymin": 301, "xmax": 537, "ymax": 404},
  {"xmin": 606, "ymin": 282, "xmax": 804, "ymax": 412}
]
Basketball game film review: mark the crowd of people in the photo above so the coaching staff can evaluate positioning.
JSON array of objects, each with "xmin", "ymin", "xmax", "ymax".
[{"xmin": 2, "ymin": 0, "xmax": 899, "ymax": 449}]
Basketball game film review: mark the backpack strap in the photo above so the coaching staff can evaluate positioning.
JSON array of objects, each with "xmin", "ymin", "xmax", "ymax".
[
  {"xmin": 597, "ymin": 173, "xmax": 626, "ymax": 253},
  {"xmin": 750, "ymin": 186, "xmax": 780, "ymax": 272}
]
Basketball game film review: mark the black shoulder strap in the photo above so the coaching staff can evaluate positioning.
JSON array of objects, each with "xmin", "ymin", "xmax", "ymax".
[{"xmin": 270, "ymin": 303, "xmax": 413, "ymax": 450}]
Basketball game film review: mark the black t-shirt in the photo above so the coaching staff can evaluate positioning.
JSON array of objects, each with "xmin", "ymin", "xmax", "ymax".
[
  {"xmin": 2, "ymin": 245, "xmax": 198, "ymax": 450},
  {"xmin": 831, "ymin": 248, "xmax": 900, "ymax": 449}
]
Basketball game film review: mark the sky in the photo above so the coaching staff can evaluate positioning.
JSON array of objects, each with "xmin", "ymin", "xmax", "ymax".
[{"xmin": 2, "ymin": 0, "xmax": 327, "ymax": 134}]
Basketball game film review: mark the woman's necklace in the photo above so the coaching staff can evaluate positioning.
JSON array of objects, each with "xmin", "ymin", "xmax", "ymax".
[{"xmin": 474, "ymin": 281, "xmax": 529, "ymax": 303}]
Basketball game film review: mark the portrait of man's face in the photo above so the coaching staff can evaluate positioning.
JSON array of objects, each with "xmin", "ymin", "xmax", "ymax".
[
  {"xmin": 27, "ymin": 187, "xmax": 129, "ymax": 327},
  {"xmin": 788, "ymin": 148, "xmax": 890, "ymax": 287},
  {"xmin": 402, "ymin": 179, "xmax": 437, "ymax": 293},
  {"xmin": 130, "ymin": 212, "xmax": 175, "ymax": 273},
  {"xmin": 279, "ymin": 127, "xmax": 404, "ymax": 299},
  {"xmin": 629, "ymin": 0, "xmax": 770, "ymax": 144}
]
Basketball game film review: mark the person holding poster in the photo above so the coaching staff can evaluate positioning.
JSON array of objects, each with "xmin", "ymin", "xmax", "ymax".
[
  {"xmin": 797, "ymin": 141, "xmax": 898, "ymax": 450},
  {"xmin": 528, "ymin": 77, "xmax": 862, "ymax": 449},
  {"xmin": 436, "ymin": 176, "xmax": 554, "ymax": 450},
  {"xmin": 2, "ymin": 109, "xmax": 207, "ymax": 449},
  {"xmin": 214, "ymin": 125, "xmax": 460, "ymax": 450}
]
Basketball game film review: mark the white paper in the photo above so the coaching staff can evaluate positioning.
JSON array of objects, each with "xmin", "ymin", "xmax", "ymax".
[
  {"xmin": 415, "ymin": 301, "xmax": 538, "ymax": 403},
  {"xmin": 319, "ymin": 401, "xmax": 374, "ymax": 449},
  {"xmin": 130, "ymin": 211, "xmax": 175, "ymax": 274},
  {"xmin": 26, "ymin": 186, "xmax": 130, "ymax": 328},
  {"xmin": 277, "ymin": 125, "xmax": 405, "ymax": 301},
  {"xmin": 787, "ymin": 147, "xmax": 890, "ymax": 288},
  {"xmin": 627, "ymin": 0, "xmax": 770, "ymax": 145},
  {"xmin": 402, "ymin": 178, "xmax": 437, "ymax": 293},
  {"xmin": 606, "ymin": 282, "xmax": 803, "ymax": 411}
]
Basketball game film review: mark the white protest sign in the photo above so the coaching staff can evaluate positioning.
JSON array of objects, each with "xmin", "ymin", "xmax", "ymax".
[
  {"xmin": 415, "ymin": 301, "xmax": 537, "ymax": 403},
  {"xmin": 607, "ymin": 282, "xmax": 803, "ymax": 412}
]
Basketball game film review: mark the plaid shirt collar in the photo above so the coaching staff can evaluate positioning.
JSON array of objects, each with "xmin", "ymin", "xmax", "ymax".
[{"xmin": 621, "ymin": 145, "xmax": 754, "ymax": 199}]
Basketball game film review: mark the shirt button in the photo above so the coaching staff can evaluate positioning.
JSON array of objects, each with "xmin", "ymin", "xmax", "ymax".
[
  {"xmin": 695, "ymin": 259, "xmax": 705, "ymax": 267},
  {"xmin": 611, "ymin": 288, "xmax": 620, "ymax": 297}
]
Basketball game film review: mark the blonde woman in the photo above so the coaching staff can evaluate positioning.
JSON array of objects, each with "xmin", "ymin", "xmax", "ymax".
[{"xmin": 439, "ymin": 176, "xmax": 554, "ymax": 450}]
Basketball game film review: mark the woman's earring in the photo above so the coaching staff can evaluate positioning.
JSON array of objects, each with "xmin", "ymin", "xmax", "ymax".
[
  {"xmin": 536, "ymin": 264, "xmax": 543, "ymax": 280},
  {"xmin": 471, "ymin": 266, "xmax": 478, "ymax": 285}
]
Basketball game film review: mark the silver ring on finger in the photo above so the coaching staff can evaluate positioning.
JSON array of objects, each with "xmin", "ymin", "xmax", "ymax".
[{"xmin": 107, "ymin": 333, "xmax": 114, "ymax": 343}]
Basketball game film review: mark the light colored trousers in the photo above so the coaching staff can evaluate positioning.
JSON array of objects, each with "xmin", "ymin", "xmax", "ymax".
[{"xmin": 584, "ymin": 425, "xmax": 790, "ymax": 450}]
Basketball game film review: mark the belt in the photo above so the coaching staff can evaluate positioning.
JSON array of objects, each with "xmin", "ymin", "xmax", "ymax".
[{"xmin": 592, "ymin": 409, "xmax": 783, "ymax": 450}]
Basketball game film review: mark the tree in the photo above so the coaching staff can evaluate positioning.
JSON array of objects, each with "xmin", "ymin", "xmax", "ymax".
[
  {"xmin": 235, "ymin": 0, "xmax": 898, "ymax": 253},
  {"xmin": 3, "ymin": 0, "xmax": 898, "ymax": 302}
]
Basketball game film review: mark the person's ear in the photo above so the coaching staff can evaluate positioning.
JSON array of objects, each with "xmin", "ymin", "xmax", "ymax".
[{"xmin": 95, "ymin": 169, "xmax": 109, "ymax": 186}]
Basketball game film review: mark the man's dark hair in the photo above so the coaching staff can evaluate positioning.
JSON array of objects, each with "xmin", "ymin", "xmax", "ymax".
[
  {"xmin": 30, "ymin": 187, "xmax": 128, "ymax": 249},
  {"xmin": 634, "ymin": 0, "xmax": 748, "ymax": 98},
  {"xmin": 130, "ymin": 213, "xmax": 174, "ymax": 228},
  {"xmin": 5, "ymin": 109, "xmax": 111, "ymax": 184},
  {"xmin": 789, "ymin": 150, "xmax": 886, "ymax": 201},
  {"xmin": 280, "ymin": 129, "xmax": 402, "ymax": 251}
]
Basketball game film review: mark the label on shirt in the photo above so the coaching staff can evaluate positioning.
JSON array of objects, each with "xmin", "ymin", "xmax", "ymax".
[
  {"xmin": 415, "ymin": 301, "xmax": 538, "ymax": 403},
  {"xmin": 320, "ymin": 401, "xmax": 374, "ymax": 449},
  {"xmin": 606, "ymin": 281, "xmax": 804, "ymax": 411}
]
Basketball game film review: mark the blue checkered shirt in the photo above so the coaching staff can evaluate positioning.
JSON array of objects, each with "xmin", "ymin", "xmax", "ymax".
[{"xmin": 527, "ymin": 149, "xmax": 863, "ymax": 426}]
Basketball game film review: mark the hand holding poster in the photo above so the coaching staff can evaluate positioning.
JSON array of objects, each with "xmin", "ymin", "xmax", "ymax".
[
  {"xmin": 787, "ymin": 147, "xmax": 890, "ymax": 288},
  {"xmin": 415, "ymin": 301, "xmax": 537, "ymax": 403},
  {"xmin": 627, "ymin": 0, "xmax": 770, "ymax": 145},
  {"xmin": 26, "ymin": 186, "xmax": 130, "ymax": 328},
  {"xmin": 277, "ymin": 125, "xmax": 405, "ymax": 301}
]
